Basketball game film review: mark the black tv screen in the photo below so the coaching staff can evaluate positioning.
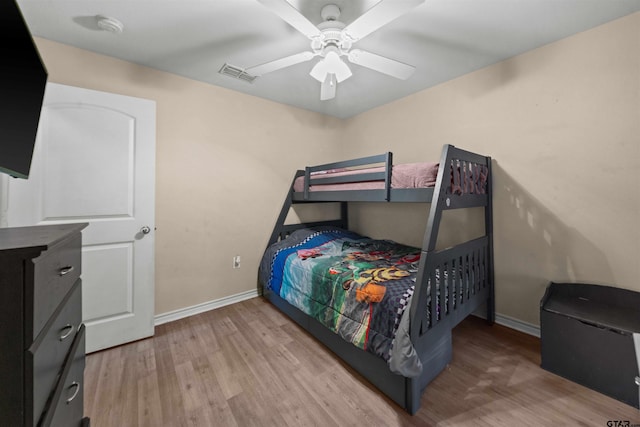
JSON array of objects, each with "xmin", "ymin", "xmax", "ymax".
[{"xmin": 0, "ymin": 1, "xmax": 48, "ymax": 179}]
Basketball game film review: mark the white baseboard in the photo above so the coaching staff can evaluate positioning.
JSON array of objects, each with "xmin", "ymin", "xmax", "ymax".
[
  {"xmin": 154, "ymin": 289, "xmax": 259, "ymax": 326},
  {"xmin": 495, "ymin": 313, "xmax": 540, "ymax": 338}
]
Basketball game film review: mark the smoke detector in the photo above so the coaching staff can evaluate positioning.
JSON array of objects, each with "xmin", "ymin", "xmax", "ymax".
[{"xmin": 96, "ymin": 15, "xmax": 124, "ymax": 34}]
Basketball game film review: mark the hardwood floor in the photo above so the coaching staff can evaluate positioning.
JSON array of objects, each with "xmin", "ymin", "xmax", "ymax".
[{"xmin": 85, "ymin": 297, "xmax": 639, "ymax": 426}]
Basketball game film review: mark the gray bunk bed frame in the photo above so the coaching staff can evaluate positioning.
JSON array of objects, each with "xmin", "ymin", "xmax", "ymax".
[{"xmin": 260, "ymin": 144, "xmax": 494, "ymax": 414}]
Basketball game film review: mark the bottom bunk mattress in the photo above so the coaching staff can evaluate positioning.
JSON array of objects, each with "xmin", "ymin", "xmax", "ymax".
[{"xmin": 259, "ymin": 226, "xmax": 424, "ymax": 376}]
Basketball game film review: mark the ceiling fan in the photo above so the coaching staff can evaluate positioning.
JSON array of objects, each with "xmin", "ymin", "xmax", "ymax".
[{"xmin": 244, "ymin": 0, "xmax": 425, "ymax": 101}]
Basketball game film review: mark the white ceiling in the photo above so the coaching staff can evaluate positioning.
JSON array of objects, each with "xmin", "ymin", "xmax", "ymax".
[{"xmin": 17, "ymin": 0, "xmax": 640, "ymax": 119}]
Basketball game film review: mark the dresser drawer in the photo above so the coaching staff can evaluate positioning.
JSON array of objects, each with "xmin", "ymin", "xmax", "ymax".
[
  {"xmin": 28, "ymin": 279, "xmax": 82, "ymax": 426},
  {"xmin": 40, "ymin": 324, "xmax": 86, "ymax": 427},
  {"xmin": 31, "ymin": 233, "xmax": 82, "ymax": 340}
]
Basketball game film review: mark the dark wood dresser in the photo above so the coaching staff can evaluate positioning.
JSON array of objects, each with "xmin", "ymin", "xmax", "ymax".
[{"xmin": 0, "ymin": 223, "xmax": 90, "ymax": 426}]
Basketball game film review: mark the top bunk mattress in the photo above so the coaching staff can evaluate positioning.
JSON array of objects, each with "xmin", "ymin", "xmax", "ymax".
[{"xmin": 293, "ymin": 161, "xmax": 440, "ymax": 193}]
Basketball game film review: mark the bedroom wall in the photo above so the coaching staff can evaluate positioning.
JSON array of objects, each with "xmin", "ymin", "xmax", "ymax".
[
  {"xmin": 341, "ymin": 12, "xmax": 640, "ymax": 327},
  {"xmin": 31, "ymin": 38, "xmax": 343, "ymax": 315},
  {"xmin": 21, "ymin": 12, "xmax": 639, "ymax": 329}
]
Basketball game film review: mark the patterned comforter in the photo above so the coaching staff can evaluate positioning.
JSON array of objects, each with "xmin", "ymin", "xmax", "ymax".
[{"xmin": 259, "ymin": 227, "xmax": 423, "ymax": 375}]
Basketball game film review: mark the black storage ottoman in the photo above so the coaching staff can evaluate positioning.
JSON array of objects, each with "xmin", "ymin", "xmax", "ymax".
[{"xmin": 540, "ymin": 282, "xmax": 640, "ymax": 408}]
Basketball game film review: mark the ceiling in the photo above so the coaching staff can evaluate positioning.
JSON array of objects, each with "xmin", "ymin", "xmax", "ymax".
[{"xmin": 17, "ymin": 0, "xmax": 640, "ymax": 119}]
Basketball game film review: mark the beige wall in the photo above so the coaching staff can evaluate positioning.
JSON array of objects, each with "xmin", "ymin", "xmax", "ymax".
[
  {"xmin": 341, "ymin": 12, "xmax": 640, "ymax": 325},
  {"xmin": 31, "ymin": 11, "xmax": 639, "ymax": 326},
  {"xmin": 33, "ymin": 38, "xmax": 343, "ymax": 315}
]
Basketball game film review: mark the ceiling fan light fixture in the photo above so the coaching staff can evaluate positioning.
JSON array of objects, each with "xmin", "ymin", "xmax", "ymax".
[
  {"xmin": 310, "ymin": 48, "xmax": 352, "ymax": 84},
  {"xmin": 324, "ymin": 50, "xmax": 351, "ymax": 82},
  {"xmin": 309, "ymin": 60, "xmax": 328, "ymax": 82}
]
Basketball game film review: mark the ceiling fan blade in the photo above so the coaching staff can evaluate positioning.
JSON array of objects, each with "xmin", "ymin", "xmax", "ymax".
[
  {"xmin": 347, "ymin": 49, "xmax": 415, "ymax": 80},
  {"xmin": 256, "ymin": 0, "xmax": 321, "ymax": 39},
  {"xmin": 320, "ymin": 74, "xmax": 337, "ymax": 101},
  {"xmin": 246, "ymin": 51, "xmax": 315, "ymax": 76},
  {"xmin": 343, "ymin": 0, "xmax": 425, "ymax": 41}
]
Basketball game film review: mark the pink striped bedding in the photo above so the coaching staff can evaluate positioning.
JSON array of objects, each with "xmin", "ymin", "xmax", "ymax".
[{"xmin": 293, "ymin": 162, "xmax": 440, "ymax": 193}]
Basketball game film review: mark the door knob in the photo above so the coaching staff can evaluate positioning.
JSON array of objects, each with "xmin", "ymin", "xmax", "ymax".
[{"xmin": 140, "ymin": 226, "xmax": 151, "ymax": 235}]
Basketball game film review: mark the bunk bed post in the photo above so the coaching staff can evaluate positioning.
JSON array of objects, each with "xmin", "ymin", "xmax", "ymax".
[
  {"xmin": 406, "ymin": 379, "xmax": 421, "ymax": 415},
  {"xmin": 303, "ymin": 167, "xmax": 311, "ymax": 200},
  {"xmin": 340, "ymin": 202, "xmax": 349, "ymax": 229},
  {"xmin": 422, "ymin": 144, "xmax": 452, "ymax": 252},
  {"xmin": 484, "ymin": 158, "xmax": 496, "ymax": 325},
  {"xmin": 384, "ymin": 152, "xmax": 392, "ymax": 201},
  {"xmin": 409, "ymin": 145, "xmax": 452, "ymax": 343}
]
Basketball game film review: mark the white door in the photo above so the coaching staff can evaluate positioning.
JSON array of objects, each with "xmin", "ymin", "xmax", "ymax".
[{"xmin": 6, "ymin": 83, "xmax": 156, "ymax": 353}]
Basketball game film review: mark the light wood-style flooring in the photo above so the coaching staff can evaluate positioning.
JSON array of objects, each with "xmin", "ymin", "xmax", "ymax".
[{"xmin": 85, "ymin": 297, "xmax": 640, "ymax": 426}]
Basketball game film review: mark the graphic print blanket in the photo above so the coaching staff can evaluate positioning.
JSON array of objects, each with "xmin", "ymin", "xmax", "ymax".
[{"xmin": 259, "ymin": 227, "xmax": 421, "ymax": 372}]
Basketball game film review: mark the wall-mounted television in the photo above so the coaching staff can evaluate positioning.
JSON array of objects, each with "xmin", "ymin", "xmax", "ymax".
[{"xmin": 0, "ymin": 1, "xmax": 48, "ymax": 179}]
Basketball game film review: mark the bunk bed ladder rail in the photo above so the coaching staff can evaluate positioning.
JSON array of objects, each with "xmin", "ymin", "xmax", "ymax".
[
  {"xmin": 266, "ymin": 170, "xmax": 350, "ymax": 248},
  {"xmin": 408, "ymin": 144, "xmax": 495, "ymax": 346}
]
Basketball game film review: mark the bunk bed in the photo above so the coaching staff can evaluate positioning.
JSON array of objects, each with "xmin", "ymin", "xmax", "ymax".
[{"xmin": 258, "ymin": 144, "xmax": 494, "ymax": 414}]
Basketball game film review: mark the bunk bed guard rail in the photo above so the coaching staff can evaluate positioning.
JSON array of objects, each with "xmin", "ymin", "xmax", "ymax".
[{"xmin": 303, "ymin": 152, "xmax": 393, "ymax": 201}]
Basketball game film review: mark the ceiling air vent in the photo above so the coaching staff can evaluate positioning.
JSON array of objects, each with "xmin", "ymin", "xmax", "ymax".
[{"xmin": 218, "ymin": 63, "xmax": 257, "ymax": 83}]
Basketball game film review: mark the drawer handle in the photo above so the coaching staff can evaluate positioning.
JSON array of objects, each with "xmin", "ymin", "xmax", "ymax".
[
  {"xmin": 66, "ymin": 382, "xmax": 80, "ymax": 404},
  {"xmin": 59, "ymin": 324, "xmax": 75, "ymax": 341},
  {"xmin": 59, "ymin": 266, "xmax": 75, "ymax": 276}
]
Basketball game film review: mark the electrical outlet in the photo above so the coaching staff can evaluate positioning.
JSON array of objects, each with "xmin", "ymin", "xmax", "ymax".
[{"xmin": 233, "ymin": 255, "xmax": 241, "ymax": 269}]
